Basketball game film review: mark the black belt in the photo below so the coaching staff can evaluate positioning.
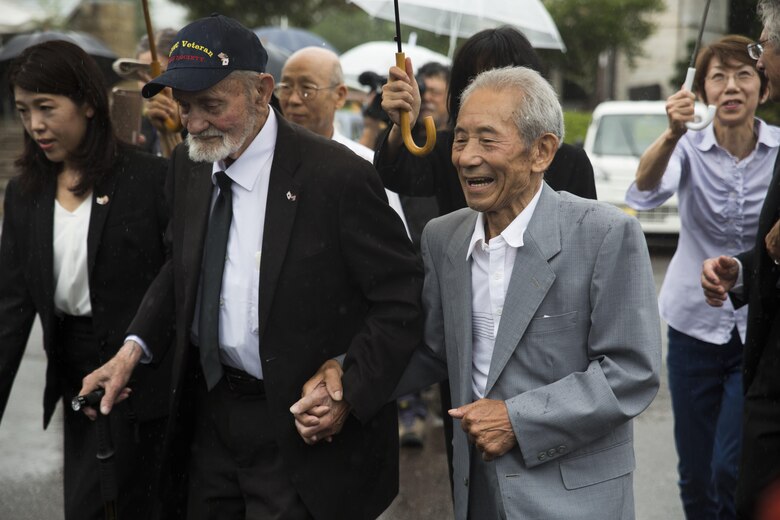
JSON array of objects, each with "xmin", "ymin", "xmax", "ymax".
[{"xmin": 221, "ymin": 365, "xmax": 265, "ymax": 396}]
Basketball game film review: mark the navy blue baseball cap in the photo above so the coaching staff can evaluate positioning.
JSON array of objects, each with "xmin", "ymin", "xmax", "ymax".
[{"xmin": 142, "ymin": 14, "xmax": 268, "ymax": 98}]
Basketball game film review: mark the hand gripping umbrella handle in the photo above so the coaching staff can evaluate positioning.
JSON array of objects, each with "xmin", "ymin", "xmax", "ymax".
[
  {"xmin": 395, "ymin": 52, "xmax": 436, "ymax": 156},
  {"xmin": 682, "ymin": 67, "xmax": 716, "ymax": 131},
  {"xmin": 148, "ymin": 60, "xmax": 181, "ymax": 133},
  {"xmin": 143, "ymin": 0, "xmax": 181, "ymax": 133}
]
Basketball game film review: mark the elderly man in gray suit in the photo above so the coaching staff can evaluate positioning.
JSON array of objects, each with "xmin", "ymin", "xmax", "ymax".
[{"xmin": 292, "ymin": 66, "xmax": 662, "ymax": 519}]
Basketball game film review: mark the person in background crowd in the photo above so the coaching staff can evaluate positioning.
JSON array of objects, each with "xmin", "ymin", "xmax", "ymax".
[
  {"xmin": 702, "ymin": 2, "xmax": 780, "ymax": 517},
  {"xmin": 629, "ymin": 34, "xmax": 776, "ymax": 520},
  {"xmin": 136, "ymin": 27, "xmax": 182, "ymax": 157},
  {"xmin": 0, "ymin": 40, "xmax": 171, "ymax": 520},
  {"xmin": 277, "ymin": 46, "xmax": 410, "ymax": 236},
  {"xmin": 395, "ymin": 60, "xmax": 452, "ymax": 448}
]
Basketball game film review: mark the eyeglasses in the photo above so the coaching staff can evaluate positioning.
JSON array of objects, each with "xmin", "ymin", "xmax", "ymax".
[
  {"xmin": 748, "ymin": 39, "xmax": 769, "ymax": 61},
  {"xmin": 706, "ymin": 69, "xmax": 759, "ymax": 86},
  {"xmin": 274, "ymin": 82, "xmax": 339, "ymax": 102}
]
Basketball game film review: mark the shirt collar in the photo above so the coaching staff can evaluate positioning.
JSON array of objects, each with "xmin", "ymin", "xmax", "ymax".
[
  {"xmin": 466, "ymin": 182, "xmax": 543, "ymax": 259},
  {"xmin": 211, "ymin": 108, "xmax": 278, "ymax": 192},
  {"xmin": 694, "ymin": 117, "xmax": 779, "ymax": 152}
]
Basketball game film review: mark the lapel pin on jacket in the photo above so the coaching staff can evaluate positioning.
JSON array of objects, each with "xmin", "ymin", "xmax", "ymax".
[
  {"xmin": 96, "ymin": 195, "xmax": 110, "ymax": 205},
  {"xmin": 286, "ymin": 191, "xmax": 297, "ymax": 202}
]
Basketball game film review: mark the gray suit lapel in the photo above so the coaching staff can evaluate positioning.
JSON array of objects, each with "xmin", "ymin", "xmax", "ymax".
[
  {"xmin": 484, "ymin": 184, "xmax": 561, "ymax": 396},
  {"xmin": 444, "ymin": 212, "xmax": 477, "ymax": 407}
]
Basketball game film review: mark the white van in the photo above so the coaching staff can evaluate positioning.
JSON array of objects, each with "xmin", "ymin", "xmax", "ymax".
[{"xmin": 583, "ymin": 101, "xmax": 681, "ymax": 234}]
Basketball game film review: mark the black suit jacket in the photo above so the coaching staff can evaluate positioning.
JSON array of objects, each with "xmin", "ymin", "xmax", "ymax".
[
  {"xmin": 375, "ymin": 128, "xmax": 598, "ymax": 215},
  {"xmin": 129, "ymin": 112, "xmax": 424, "ymax": 520},
  {"xmin": 0, "ymin": 146, "xmax": 171, "ymax": 428},
  {"xmin": 734, "ymin": 153, "xmax": 780, "ymax": 393}
]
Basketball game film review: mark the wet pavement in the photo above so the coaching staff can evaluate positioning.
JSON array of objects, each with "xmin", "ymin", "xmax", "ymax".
[{"xmin": 0, "ymin": 245, "xmax": 684, "ymax": 519}]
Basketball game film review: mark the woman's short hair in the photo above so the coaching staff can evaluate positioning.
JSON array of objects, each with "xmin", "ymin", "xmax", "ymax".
[{"xmin": 9, "ymin": 40, "xmax": 117, "ymax": 195}]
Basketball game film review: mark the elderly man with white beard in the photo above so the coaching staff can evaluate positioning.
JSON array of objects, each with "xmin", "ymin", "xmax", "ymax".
[{"xmin": 78, "ymin": 14, "xmax": 423, "ymax": 520}]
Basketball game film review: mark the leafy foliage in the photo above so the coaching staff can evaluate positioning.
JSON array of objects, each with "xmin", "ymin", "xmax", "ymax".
[
  {"xmin": 540, "ymin": 0, "xmax": 664, "ymax": 105},
  {"xmin": 168, "ymin": 0, "xmax": 343, "ymax": 29}
]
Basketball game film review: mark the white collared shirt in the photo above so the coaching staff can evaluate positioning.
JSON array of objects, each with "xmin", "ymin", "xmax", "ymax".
[
  {"xmin": 188, "ymin": 109, "xmax": 278, "ymax": 379},
  {"xmin": 466, "ymin": 183, "xmax": 542, "ymax": 398}
]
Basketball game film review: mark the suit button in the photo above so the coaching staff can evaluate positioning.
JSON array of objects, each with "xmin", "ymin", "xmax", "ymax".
[
  {"xmin": 547, "ymin": 448, "xmax": 557, "ymax": 458},
  {"xmin": 558, "ymin": 445, "xmax": 567, "ymax": 454},
  {"xmin": 463, "ymin": 477, "xmax": 469, "ymax": 487},
  {"xmin": 538, "ymin": 452, "xmax": 546, "ymax": 461}
]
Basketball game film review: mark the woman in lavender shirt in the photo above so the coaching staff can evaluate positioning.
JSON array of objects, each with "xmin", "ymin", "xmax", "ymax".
[{"xmin": 626, "ymin": 35, "xmax": 779, "ymax": 520}]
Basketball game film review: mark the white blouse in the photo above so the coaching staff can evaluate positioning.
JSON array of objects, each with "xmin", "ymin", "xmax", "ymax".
[{"xmin": 53, "ymin": 197, "xmax": 92, "ymax": 316}]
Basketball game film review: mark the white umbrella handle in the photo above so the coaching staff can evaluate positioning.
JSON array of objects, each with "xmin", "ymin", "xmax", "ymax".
[{"xmin": 683, "ymin": 67, "xmax": 716, "ymax": 131}]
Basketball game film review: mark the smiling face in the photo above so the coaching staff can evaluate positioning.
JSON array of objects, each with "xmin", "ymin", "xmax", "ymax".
[
  {"xmin": 175, "ymin": 73, "xmax": 271, "ymax": 163},
  {"xmin": 452, "ymin": 87, "xmax": 555, "ymax": 238},
  {"xmin": 704, "ymin": 56, "xmax": 764, "ymax": 127},
  {"xmin": 14, "ymin": 87, "xmax": 94, "ymax": 168}
]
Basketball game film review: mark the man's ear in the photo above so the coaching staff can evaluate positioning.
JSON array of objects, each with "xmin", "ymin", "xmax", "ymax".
[
  {"xmin": 530, "ymin": 133, "xmax": 558, "ymax": 174},
  {"xmin": 256, "ymin": 73, "xmax": 275, "ymax": 107},
  {"xmin": 334, "ymin": 84, "xmax": 348, "ymax": 110}
]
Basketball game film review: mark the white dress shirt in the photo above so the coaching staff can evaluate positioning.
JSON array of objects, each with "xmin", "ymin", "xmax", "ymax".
[
  {"xmin": 466, "ymin": 184, "xmax": 542, "ymax": 398},
  {"xmin": 186, "ymin": 109, "xmax": 279, "ymax": 379},
  {"xmin": 332, "ymin": 129, "xmax": 410, "ymax": 239},
  {"xmin": 53, "ymin": 197, "xmax": 92, "ymax": 316}
]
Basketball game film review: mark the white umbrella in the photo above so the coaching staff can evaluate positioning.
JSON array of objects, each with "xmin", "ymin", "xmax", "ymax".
[
  {"xmin": 0, "ymin": 2, "xmax": 46, "ymax": 34},
  {"xmin": 348, "ymin": 0, "xmax": 566, "ymax": 58},
  {"xmin": 340, "ymin": 35, "xmax": 450, "ymax": 86}
]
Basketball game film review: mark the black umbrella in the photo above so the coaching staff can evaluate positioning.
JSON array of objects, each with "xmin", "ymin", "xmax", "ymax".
[
  {"xmin": 0, "ymin": 30, "xmax": 120, "ymax": 85},
  {"xmin": 254, "ymin": 26, "xmax": 336, "ymax": 55},
  {"xmin": 263, "ymin": 40, "xmax": 291, "ymax": 82}
]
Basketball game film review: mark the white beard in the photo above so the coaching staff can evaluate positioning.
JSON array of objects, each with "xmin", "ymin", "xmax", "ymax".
[{"xmin": 186, "ymin": 109, "xmax": 258, "ymax": 163}]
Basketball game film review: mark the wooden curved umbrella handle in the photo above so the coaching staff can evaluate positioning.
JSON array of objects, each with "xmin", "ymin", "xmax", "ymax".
[{"xmin": 395, "ymin": 52, "xmax": 435, "ymax": 156}]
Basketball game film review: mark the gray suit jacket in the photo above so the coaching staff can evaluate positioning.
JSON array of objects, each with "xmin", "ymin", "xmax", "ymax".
[{"xmin": 396, "ymin": 184, "xmax": 661, "ymax": 520}]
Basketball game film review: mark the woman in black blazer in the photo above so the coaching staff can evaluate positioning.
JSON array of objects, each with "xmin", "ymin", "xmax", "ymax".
[{"xmin": 0, "ymin": 41, "xmax": 172, "ymax": 519}]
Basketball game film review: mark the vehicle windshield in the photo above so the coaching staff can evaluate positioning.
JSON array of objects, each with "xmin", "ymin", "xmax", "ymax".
[{"xmin": 592, "ymin": 114, "xmax": 668, "ymax": 157}]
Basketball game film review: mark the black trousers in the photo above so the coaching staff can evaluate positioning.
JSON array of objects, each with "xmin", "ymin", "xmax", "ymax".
[
  {"xmin": 59, "ymin": 315, "xmax": 167, "ymax": 520},
  {"xmin": 186, "ymin": 365, "xmax": 313, "ymax": 520}
]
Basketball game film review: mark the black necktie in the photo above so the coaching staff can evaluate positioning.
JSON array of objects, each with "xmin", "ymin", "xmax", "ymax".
[{"xmin": 198, "ymin": 171, "xmax": 233, "ymax": 390}]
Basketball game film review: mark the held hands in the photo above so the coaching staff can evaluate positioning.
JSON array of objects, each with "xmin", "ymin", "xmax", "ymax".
[
  {"xmin": 77, "ymin": 340, "xmax": 141, "ymax": 420},
  {"xmin": 449, "ymin": 399, "xmax": 516, "ymax": 461},
  {"xmin": 701, "ymin": 256, "xmax": 740, "ymax": 307},
  {"xmin": 381, "ymin": 57, "xmax": 421, "ymax": 129},
  {"xmin": 290, "ymin": 359, "xmax": 349, "ymax": 445},
  {"xmin": 666, "ymin": 89, "xmax": 696, "ymax": 139}
]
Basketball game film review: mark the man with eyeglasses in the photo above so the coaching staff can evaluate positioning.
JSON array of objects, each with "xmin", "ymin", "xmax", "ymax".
[
  {"xmin": 702, "ymin": 2, "xmax": 780, "ymax": 518},
  {"xmin": 276, "ymin": 46, "xmax": 409, "ymax": 236},
  {"xmin": 78, "ymin": 14, "xmax": 423, "ymax": 520}
]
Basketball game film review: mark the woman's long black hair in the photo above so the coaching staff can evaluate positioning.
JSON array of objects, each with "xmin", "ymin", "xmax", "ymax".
[{"xmin": 9, "ymin": 40, "xmax": 117, "ymax": 196}]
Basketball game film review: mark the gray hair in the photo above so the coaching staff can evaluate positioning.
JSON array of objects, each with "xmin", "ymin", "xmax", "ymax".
[
  {"xmin": 759, "ymin": 0, "xmax": 780, "ymax": 47},
  {"xmin": 227, "ymin": 70, "xmax": 263, "ymax": 97},
  {"xmin": 459, "ymin": 66, "xmax": 564, "ymax": 149}
]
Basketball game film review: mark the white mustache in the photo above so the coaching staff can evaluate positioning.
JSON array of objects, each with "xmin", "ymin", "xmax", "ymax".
[{"xmin": 191, "ymin": 128, "xmax": 225, "ymax": 139}]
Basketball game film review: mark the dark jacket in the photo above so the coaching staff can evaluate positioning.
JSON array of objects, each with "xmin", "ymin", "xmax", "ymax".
[
  {"xmin": 0, "ymin": 145, "xmax": 171, "ymax": 428},
  {"xmin": 128, "ymin": 112, "xmax": 424, "ymax": 520}
]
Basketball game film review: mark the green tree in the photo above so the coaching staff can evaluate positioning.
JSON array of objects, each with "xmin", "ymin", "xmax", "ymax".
[
  {"xmin": 169, "ymin": 0, "xmax": 343, "ymax": 28},
  {"xmin": 541, "ymin": 0, "xmax": 664, "ymax": 107}
]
